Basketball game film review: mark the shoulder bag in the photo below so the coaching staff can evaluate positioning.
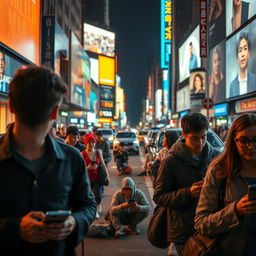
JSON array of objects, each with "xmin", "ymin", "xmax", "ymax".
[
  {"xmin": 97, "ymin": 150, "xmax": 109, "ymax": 186},
  {"xmin": 179, "ymin": 178, "xmax": 227, "ymax": 256}
]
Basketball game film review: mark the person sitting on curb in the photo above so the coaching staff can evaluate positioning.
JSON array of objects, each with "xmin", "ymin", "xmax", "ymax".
[
  {"xmin": 114, "ymin": 143, "xmax": 129, "ymax": 175},
  {"xmin": 106, "ymin": 177, "xmax": 151, "ymax": 238}
]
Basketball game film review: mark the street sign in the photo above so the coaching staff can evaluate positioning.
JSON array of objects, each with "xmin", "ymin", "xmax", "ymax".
[{"xmin": 202, "ymin": 98, "xmax": 214, "ymax": 109}]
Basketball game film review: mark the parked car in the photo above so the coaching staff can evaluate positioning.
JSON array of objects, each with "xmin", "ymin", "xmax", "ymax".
[
  {"xmin": 97, "ymin": 128, "xmax": 114, "ymax": 148},
  {"xmin": 144, "ymin": 130, "xmax": 160, "ymax": 153},
  {"xmin": 113, "ymin": 131, "xmax": 140, "ymax": 155},
  {"xmin": 153, "ymin": 128, "xmax": 224, "ymax": 153},
  {"xmin": 136, "ymin": 130, "xmax": 149, "ymax": 146}
]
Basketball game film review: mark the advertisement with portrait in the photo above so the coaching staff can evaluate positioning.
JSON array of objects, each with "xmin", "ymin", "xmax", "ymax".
[
  {"xmin": 70, "ymin": 32, "xmax": 91, "ymax": 109},
  {"xmin": 226, "ymin": 0, "xmax": 256, "ymax": 37},
  {"xmin": 208, "ymin": 0, "xmax": 226, "ymax": 48},
  {"xmin": 54, "ymin": 22, "xmax": 69, "ymax": 83},
  {"xmin": 0, "ymin": 0, "xmax": 40, "ymax": 65},
  {"xmin": 179, "ymin": 26, "xmax": 201, "ymax": 83},
  {"xmin": 0, "ymin": 49, "xmax": 26, "ymax": 94},
  {"xmin": 98, "ymin": 55, "xmax": 115, "ymax": 86},
  {"xmin": 176, "ymin": 85, "xmax": 190, "ymax": 112},
  {"xmin": 208, "ymin": 40, "xmax": 226, "ymax": 104},
  {"xmin": 226, "ymin": 19, "xmax": 256, "ymax": 99},
  {"xmin": 84, "ymin": 23, "xmax": 115, "ymax": 57}
]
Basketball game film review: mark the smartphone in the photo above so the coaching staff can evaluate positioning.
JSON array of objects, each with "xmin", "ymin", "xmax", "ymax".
[
  {"xmin": 248, "ymin": 185, "xmax": 256, "ymax": 201},
  {"xmin": 128, "ymin": 199, "xmax": 136, "ymax": 203},
  {"xmin": 43, "ymin": 210, "xmax": 72, "ymax": 223}
]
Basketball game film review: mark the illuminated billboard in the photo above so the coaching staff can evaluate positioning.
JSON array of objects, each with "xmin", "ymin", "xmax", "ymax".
[
  {"xmin": 0, "ymin": 0, "xmax": 40, "ymax": 65},
  {"xmin": 84, "ymin": 23, "xmax": 115, "ymax": 57},
  {"xmin": 226, "ymin": 19, "xmax": 256, "ymax": 99},
  {"xmin": 176, "ymin": 86, "xmax": 190, "ymax": 112},
  {"xmin": 90, "ymin": 58, "xmax": 99, "ymax": 84},
  {"xmin": 99, "ymin": 55, "xmax": 115, "ymax": 86},
  {"xmin": 162, "ymin": 69, "xmax": 169, "ymax": 115},
  {"xmin": 179, "ymin": 26, "xmax": 201, "ymax": 83},
  {"xmin": 70, "ymin": 32, "xmax": 91, "ymax": 109},
  {"xmin": 161, "ymin": 0, "xmax": 172, "ymax": 69}
]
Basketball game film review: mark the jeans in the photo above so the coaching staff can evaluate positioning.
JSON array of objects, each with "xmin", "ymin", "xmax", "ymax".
[{"xmin": 91, "ymin": 181, "xmax": 104, "ymax": 205}]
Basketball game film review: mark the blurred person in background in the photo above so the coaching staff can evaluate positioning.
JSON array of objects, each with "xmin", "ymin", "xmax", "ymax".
[
  {"xmin": 49, "ymin": 121, "xmax": 64, "ymax": 143},
  {"xmin": 65, "ymin": 125, "xmax": 85, "ymax": 152},
  {"xmin": 95, "ymin": 130, "xmax": 112, "ymax": 166},
  {"xmin": 195, "ymin": 113, "xmax": 256, "ymax": 255},
  {"xmin": 114, "ymin": 143, "xmax": 129, "ymax": 175},
  {"xmin": 82, "ymin": 133, "xmax": 110, "ymax": 219}
]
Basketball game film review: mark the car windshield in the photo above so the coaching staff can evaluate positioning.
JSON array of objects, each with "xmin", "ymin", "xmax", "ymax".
[
  {"xmin": 139, "ymin": 131, "xmax": 148, "ymax": 135},
  {"xmin": 207, "ymin": 130, "xmax": 223, "ymax": 148},
  {"xmin": 116, "ymin": 132, "xmax": 136, "ymax": 138},
  {"xmin": 99, "ymin": 130, "xmax": 112, "ymax": 135}
]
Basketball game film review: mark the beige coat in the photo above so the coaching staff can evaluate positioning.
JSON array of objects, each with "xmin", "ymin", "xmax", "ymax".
[{"xmin": 195, "ymin": 167, "xmax": 250, "ymax": 256}]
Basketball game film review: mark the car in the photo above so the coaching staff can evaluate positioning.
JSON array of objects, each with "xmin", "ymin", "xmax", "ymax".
[
  {"xmin": 136, "ymin": 130, "xmax": 149, "ymax": 146},
  {"xmin": 144, "ymin": 130, "xmax": 160, "ymax": 153},
  {"xmin": 97, "ymin": 128, "xmax": 114, "ymax": 148},
  {"xmin": 153, "ymin": 128, "xmax": 224, "ymax": 153},
  {"xmin": 113, "ymin": 131, "xmax": 140, "ymax": 155}
]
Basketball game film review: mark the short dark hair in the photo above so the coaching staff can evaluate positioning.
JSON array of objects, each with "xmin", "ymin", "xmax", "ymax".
[
  {"xmin": 95, "ymin": 130, "xmax": 103, "ymax": 136},
  {"xmin": 66, "ymin": 126, "xmax": 79, "ymax": 136},
  {"xmin": 236, "ymin": 32, "xmax": 250, "ymax": 58},
  {"xmin": 181, "ymin": 113, "xmax": 209, "ymax": 134},
  {"xmin": 9, "ymin": 66, "xmax": 67, "ymax": 127}
]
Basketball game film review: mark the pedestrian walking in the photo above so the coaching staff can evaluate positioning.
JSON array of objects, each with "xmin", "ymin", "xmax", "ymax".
[
  {"xmin": 65, "ymin": 125, "xmax": 86, "ymax": 152},
  {"xmin": 0, "ymin": 66, "xmax": 96, "ymax": 256}
]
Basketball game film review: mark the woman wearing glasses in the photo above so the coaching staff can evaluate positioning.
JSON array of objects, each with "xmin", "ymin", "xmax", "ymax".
[{"xmin": 195, "ymin": 113, "xmax": 256, "ymax": 255}]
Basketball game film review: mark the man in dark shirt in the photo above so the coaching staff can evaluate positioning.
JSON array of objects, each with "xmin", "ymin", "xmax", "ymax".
[
  {"xmin": 65, "ymin": 125, "xmax": 86, "ymax": 152},
  {"xmin": 0, "ymin": 66, "xmax": 96, "ymax": 256}
]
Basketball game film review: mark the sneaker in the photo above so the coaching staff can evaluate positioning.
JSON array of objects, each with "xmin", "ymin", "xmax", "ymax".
[
  {"xmin": 97, "ymin": 204, "xmax": 102, "ymax": 213},
  {"xmin": 114, "ymin": 227, "xmax": 126, "ymax": 238},
  {"xmin": 95, "ymin": 211, "xmax": 100, "ymax": 219},
  {"xmin": 126, "ymin": 225, "xmax": 141, "ymax": 235}
]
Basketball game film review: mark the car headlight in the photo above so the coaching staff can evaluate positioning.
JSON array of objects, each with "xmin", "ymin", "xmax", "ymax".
[
  {"xmin": 134, "ymin": 140, "xmax": 139, "ymax": 145},
  {"xmin": 113, "ymin": 140, "xmax": 119, "ymax": 145},
  {"xmin": 108, "ymin": 136, "xmax": 114, "ymax": 141}
]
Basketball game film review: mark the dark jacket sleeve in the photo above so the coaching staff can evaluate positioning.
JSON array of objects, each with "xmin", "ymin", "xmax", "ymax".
[
  {"xmin": 68, "ymin": 155, "xmax": 97, "ymax": 247},
  {"xmin": 103, "ymin": 141, "xmax": 112, "ymax": 164},
  {"xmin": 153, "ymin": 157, "xmax": 195, "ymax": 210}
]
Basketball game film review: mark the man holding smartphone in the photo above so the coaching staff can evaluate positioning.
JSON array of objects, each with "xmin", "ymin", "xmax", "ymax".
[
  {"xmin": 107, "ymin": 177, "xmax": 151, "ymax": 238},
  {"xmin": 0, "ymin": 66, "xmax": 97, "ymax": 256}
]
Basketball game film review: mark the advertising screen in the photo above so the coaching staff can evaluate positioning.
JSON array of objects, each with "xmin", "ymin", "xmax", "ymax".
[
  {"xmin": 226, "ymin": 0, "xmax": 256, "ymax": 37},
  {"xmin": 155, "ymin": 89, "xmax": 163, "ymax": 119},
  {"xmin": 99, "ymin": 55, "xmax": 115, "ymax": 86},
  {"xmin": 176, "ymin": 85, "xmax": 190, "ymax": 112},
  {"xmin": 226, "ymin": 19, "xmax": 256, "ymax": 99},
  {"xmin": 189, "ymin": 71, "xmax": 206, "ymax": 95},
  {"xmin": 90, "ymin": 58, "xmax": 99, "ymax": 84},
  {"xmin": 70, "ymin": 32, "xmax": 91, "ymax": 109},
  {"xmin": 163, "ymin": 69, "xmax": 170, "ymax": 115},
  {"xmin": 208, "ymin": 0, "xmax": 226, "ymax": 48},
  {"xmin": 0, "ymin": 50, "xmax": 26, "ymax": 94},
  {"xmin": 208, "ymin": 40, "xmax": 226, "ymax": 103},
  {"xmin": 0, "ymin": 0, "xmax": 40, "ymax": 65},
  {"xmin": 84, "ymin": 23, "xmax": 115, "ymax": 57},
  {"xmin": 179, "ymin": 26, "xmax": 201, "ymax": 82}
]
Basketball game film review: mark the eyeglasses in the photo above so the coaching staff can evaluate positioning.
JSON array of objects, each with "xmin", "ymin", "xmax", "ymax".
[{"xmin": 235, "ymin": 137, "xmax": 256, "ymax": 147}]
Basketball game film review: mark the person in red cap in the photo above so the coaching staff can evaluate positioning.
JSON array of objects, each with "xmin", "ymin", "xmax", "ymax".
[{"xmin": 82, "ymin": 134, "xmax": 110, "ymax": 219}]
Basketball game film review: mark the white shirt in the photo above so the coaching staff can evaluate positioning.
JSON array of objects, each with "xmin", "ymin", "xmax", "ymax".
[{"xmin": 238, "ymin": 70, "xmax": 248, "ymax": 95}]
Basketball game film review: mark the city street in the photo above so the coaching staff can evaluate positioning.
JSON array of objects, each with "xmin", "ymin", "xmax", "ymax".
[{"xmin": 76, "ymin": 148, "xmax": 167, "ymax": 256}]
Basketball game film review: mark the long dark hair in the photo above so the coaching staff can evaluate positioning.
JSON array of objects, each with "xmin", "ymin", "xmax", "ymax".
[{"xmin": 208, "ymin": 113, "xmax": 256, "ymax": 181}]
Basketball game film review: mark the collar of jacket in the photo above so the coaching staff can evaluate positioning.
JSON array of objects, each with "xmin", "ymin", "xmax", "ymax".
[{"xmin": 0, "ymin": 124, "xmax": 66, "ymax": 161}]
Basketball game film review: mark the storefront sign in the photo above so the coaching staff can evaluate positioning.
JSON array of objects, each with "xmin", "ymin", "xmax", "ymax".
[
  {"xmin": 214, "ymin": 103, "xmax": 228, "ymax": 117},
  {"xmin": 60, "ymin": 110, "xmax": 68, "ymax": 117},
  {"xmin": 235, "ymin": 97, "xmax": 256, "ymax": 113},
  {"xmin": 199, "ymin": 0, "xmax": 207, "ymax": 57},
  {"xmin": 171, "ymin": 113, "xmax": 179, "ymax": 119}
]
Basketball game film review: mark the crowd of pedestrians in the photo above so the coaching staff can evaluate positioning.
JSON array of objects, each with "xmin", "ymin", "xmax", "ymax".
[{"xmin": 1, "ymin": 66, "xmax": 256, "ymax": 256}]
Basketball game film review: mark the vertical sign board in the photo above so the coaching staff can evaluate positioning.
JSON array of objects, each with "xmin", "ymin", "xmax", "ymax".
[
  {"xmin": 163, "ymin": 69, "xmax": 169, "ymax": 115},
  {"xmin": 161, "ymin": 0, "xmax": 172, "ymax": 69},
  {"xmin": 199, "ymin": 0, "xmax": 207, "ymax": 57},
  {"xmin": 41, "ymin": 16, "xmax": 55, "ymax": 69}
]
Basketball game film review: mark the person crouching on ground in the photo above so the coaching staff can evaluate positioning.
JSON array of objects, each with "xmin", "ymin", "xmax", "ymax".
[
  {"xmin": 106, "ymin": 177, "xmax": 151, "ymax": 238},
  {"xmin": 114, "ymin": 143, "xmax": 129, "ymax": 175}
]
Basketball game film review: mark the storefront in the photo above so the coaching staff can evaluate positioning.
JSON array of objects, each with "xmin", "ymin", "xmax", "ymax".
[{"xmin": 213, "ymin": 103, "xmax": 228, "ymax": 129}]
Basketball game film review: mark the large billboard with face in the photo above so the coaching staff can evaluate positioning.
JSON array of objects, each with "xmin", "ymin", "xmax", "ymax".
[
  {"xmin": 84, "ymin": 23, "xmax": 115, "ymax": 57},
  {"xmin": 226, "ymin": 19, "xmax": 256, "ymax": 99},
  {"xmin": 0, "ymin": 0, "xmax": 40, "ymax": 65},
  {"xmin": 226, "ymin": 0, "xmax": 256, "ymax": 37},
  {"xmin": 189, "ymin": 71, "xmax": 206, "ymax": 95},
  {"xmin": 98, "ymin": 55, "xmax": 115, "ymax": 86},
  {"xmin": 0, "ymin": 50, "xmax": 26, "ymax": 94},
  {"xmin": 208, "ymin": 0, "xmax": 226, "ymax": 48},
  {"xmin": 179, "ymin": 26, "xmax": 201, "ymax": 83},
  {"xmin": 208, "ymin": 40, "xmax": 226, "ymax": 104},
  {"xmin": 70, "ymin": 32, "xmax": 91, "ymax": 109}
]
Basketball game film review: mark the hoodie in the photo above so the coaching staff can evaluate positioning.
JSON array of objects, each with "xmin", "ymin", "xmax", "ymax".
[
  {"xmin": 108, "ymin": 177, "xmax": 151, "ymax": 215},
  {"xmin": 153, "ymin": 137, "xmax": 220, "ymax": 243}
]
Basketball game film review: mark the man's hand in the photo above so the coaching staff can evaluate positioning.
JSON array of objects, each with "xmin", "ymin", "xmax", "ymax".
[
  {"xmin": 121, "ymin": 202, "xmax": 130, "ymax": 208},
  {"xmin": 236, "ymin": 194, "xmax": 256, "ymax": 216},
  {"xmin": 128, "ymin": 202, "xmax": 139, "ymax": 210},
  {"xmin": 41, "ymin": 215, "xmax": 77, "ymax": 241},
  {"xmin": 190, "ymin": 181, "xmax": 204, "ymax": 198},
  {"xmin": 19, "ymin": 211, "xmax": 48, "ymax": 244}
]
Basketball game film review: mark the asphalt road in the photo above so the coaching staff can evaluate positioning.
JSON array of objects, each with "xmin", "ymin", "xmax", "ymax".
[{"xmin": 75, "ymin": 148, "xmax": 168, "ymax": 256}]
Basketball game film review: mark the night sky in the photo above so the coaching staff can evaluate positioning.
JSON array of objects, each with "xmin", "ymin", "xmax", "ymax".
[{"xmin": 109, "ymin": 0, "xmax": 160, "ymax": 127}]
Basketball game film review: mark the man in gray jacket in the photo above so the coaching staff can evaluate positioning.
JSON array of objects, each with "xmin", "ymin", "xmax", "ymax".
[
  {"xmin": 107, "ymin": 177, "xmax": 151, "ymax": 238},
  {"xmin": 153, "ymin": 113, "xmax": 220, "ymax": 255}
]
